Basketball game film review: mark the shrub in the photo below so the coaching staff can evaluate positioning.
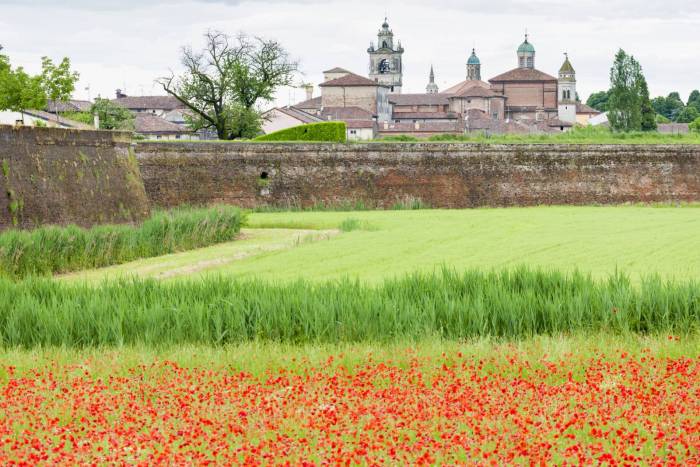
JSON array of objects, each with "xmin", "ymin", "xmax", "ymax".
[
  {"xmin": 690, "ymin": 117, "xmax": 700, "ymax": 133},
  {"xmin": 254, "ymin": 122, "xmax": 346, "ymax": 143},
  {"xmin": 0, "ymin": 205, "xmax": 245, "ymax": 279}
]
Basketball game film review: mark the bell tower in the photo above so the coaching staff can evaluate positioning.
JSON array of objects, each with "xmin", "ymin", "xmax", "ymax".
[
  {"xmin": 368, "ymin": 18, "xmax": 404, "ymax": 93},
  {"xmin": 558, "ymin": 53, "xmax": 577, "ymax": 124},
  {"xmin": 467, "ymin": 49, "xmax": 481, "ymax": 81}
]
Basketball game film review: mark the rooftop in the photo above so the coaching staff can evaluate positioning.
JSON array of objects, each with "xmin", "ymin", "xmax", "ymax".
[
  {"xmin": 113, "ymin": 95, "xmax": 185, "ymax": 111},
  {"xmin": 389, "ymin": 93, "xmax": 451, "ymax": 106},
  {"xmin": 489, "ymin": 68, "xmax": 557, "ymax": 83},
  {"xmin": 321, "ymin": 106, "xmax": 374, "ymax": 120},
  {"xmin": 134, "ymin": 113, "xmax": 190, "ymax": 134},
  {"xmin": 294, "ymin": 96, "xmax": 322, "ymax": 110},
  {"xmin": 319, "ymin": 73, "xmax": 385, "ymax": 88}
]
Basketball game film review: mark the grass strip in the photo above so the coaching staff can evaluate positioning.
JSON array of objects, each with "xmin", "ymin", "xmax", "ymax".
[
  {"xmin": 0, "ymin": 205, "xmax": 245, "ymax": 279},
  {"xmin": 0, "ymin": 268, "xmax": 697, "ymax": 347}
]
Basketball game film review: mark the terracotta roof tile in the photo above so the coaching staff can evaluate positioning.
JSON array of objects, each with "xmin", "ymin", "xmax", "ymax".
[
  {"xmin": 277, "ymin": 107, "xmax": 323, "ymax": 123},
  {"xmin": 389, "ymin": 94, "xmax": 451, "ymax": 106},
  {"xmin": 319, "ymin": 73, "xmax": 384, "ymax": 87},
  {"xmin": 576, "ymin": 103, "xmax": 600, "ymax": 114},
  {"xmin": 442, "ymin": 80, "xmax": 491, "ymax": 95},
  {"xmin": 294, "ymin": 96, "xmax": 322, "ymax": 109},
  {"xmin": 393, "ymin": 112, "xmax": 457, "ymax": 120},
  {"xmin": 345, "ymin": 120, "xmax": 375, "ymax": 129},
  {"xmin": 134, "ymin": 113, "xmax": 190, "ymax": 134},
  {"xmin": 321, "ymin": 106, "xmax": 374, "ymax": 120},
  {"xmin": 113, "ymin": 95, "xmax": 185, "ymax": 111},
  {"xmin": 489, "ymin": 68, "xmax": 557, "ymax": 83}
]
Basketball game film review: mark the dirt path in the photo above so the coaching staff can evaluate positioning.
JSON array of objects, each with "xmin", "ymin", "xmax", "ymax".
[{"xmin": 59, "ymin": 228, "xmax": 340, "ymax": 282}]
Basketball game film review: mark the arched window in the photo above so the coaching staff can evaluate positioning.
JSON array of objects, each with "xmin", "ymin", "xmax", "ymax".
[{"xmin": 382, "ymin": 41, "xmax": 388, "ymax": 49}]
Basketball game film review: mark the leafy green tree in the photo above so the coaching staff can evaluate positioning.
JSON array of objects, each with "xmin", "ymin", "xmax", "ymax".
[
  {"xmin": 652, "ymin": 93, "xmax": 685, "ymax": 121},
  {"xmin": 688, "ymin": 90, "xmax": 700, "ymax": 112},
  {"xmin": 586, "ymin": 90, "xmax": 610, "ymax": 112},
  {"xmin": 0, "ymin": 48, "xmax": 46, "ymax": 122},
  {"xmin": 41, "ymin": 57, "xmax": 79, "ymax": 117},
  {"xmin": 608, "ymin": 49, "xmax": 644, "ymax": 132},
  {"xmin": 638, "ymin": 76, "xmax": 656, "ymax": 131},
  {"xmin": 158, "ymin": 31, "xmax": 298, "ymax": 140},
  {"xmin": 689, "ymin": 117, "xmax": 700, "ymax": 133},
  {"xmin": 655, "ymin": 114, "xmax": 671, "ymax": 123},
  {"xmin": 90, "ymin": 98, "xmax": 134, "ymax": 130},
  {"xmin": 675, "ymin": 106, "xmax": 700, "ymax": 124}
]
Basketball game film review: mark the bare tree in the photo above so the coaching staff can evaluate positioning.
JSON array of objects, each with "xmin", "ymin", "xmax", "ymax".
[{"xmin": 158, "ymin": 31, "xmax": 299, "ymax": 140}]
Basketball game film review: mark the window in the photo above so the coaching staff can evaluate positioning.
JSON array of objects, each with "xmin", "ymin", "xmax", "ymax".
[
  {"xmin": 493, "ymin": 112, "xmax": 498, "ymax": 119},
  {"xmin": 350, "ymin": 130, "xmax": 357, "ymax": 135}
]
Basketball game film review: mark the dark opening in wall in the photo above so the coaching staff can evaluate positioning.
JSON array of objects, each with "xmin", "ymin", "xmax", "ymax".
[{"xmin": 260, "ymin": 171, "xmax": 269, "ymax": 180}]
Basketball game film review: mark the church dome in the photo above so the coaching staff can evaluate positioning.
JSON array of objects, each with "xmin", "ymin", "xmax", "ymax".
[
  {"xmin": 467, "ymin": 49, "xmax": 480, "ymax": 65},
  {"xmin": 517, "ymin": 38, "xmax": 535, "ymax": 54}
]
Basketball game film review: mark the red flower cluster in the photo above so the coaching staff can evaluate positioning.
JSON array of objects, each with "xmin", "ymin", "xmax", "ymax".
[{"xmin": 1, "ymin": 352, "xmax": 698, "ymax": 465}]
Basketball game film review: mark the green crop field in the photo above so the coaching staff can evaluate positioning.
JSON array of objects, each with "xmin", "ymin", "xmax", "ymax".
[{"xmin": 65, "ymin": 205, "xmax": 700, "ymax": 283}]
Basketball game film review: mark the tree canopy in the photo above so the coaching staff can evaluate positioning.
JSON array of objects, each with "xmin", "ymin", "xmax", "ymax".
[
  {"xmin": 41, "ymin": 56, "xmax": 80, "ymax": 116},
  {"xmin": 158, "ymin": 31, "xmax": 299, "ymax": 140},
  {"xmin": 607, "ymin": 49, "xmax": 649, "ymax": 132},
  {"xmin": 90, "ymin": 98, "xmax": 134, "ymax": 130},
  {"xmin": 674, "ymin": 106, "xmax": 700, "ymax": 124},
  {"xmin": 0, "ymin": 46, "xmax": 78, "ymax": 122},
  {"xmin": 585, "ymin": 90, "xmax": 611, "ymax": 112},
  {"xmin": 651, "ymin": 93, "xmax": 685, "ymax": 121}
]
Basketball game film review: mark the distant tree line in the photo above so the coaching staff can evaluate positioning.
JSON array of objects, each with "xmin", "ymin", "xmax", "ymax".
[{"xmin": 586, "ymin": 49, "xmax": 700, "ymax": 131}]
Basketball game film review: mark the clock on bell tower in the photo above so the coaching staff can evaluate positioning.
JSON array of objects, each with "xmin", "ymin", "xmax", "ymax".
[{"xmin": 367, "ymin": 18, "xmax": 403, "ymax": 93}]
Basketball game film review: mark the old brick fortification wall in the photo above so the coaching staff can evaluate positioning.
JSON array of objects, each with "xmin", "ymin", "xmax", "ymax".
[
  {"xmin": 0, "ymin": 125, "xmax": 150, "ymax": 229},
  {"xmin": 135, "ymin": 142, "xmax": 700, "ymax": 209}
]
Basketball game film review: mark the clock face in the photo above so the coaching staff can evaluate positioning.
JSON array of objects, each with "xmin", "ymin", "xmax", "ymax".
[{"xmin": 379, "ymin": 59, "xmax": 391, "ymax": 74}]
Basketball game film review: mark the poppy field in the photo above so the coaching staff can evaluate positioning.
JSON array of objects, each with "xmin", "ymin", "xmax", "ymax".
[{"xmin": 1, "ymin": 337, "xmax": 699, "ymax": 465}]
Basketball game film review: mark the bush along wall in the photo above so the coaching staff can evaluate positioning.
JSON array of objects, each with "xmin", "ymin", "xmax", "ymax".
[
  {"xmin": 0, "ymin": 205, "xmax": 245, "ymax": 279},
  {"xmin": 254, "ymin": 122, "xmax": 346, "ymax": 143}
]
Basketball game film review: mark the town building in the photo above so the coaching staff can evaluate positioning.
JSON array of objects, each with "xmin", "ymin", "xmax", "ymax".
[
  {"xmin": 134, "ymin": 112, "xmax": 196, "ymax": 140},
  {"xmin": 112, "ymin": 90, "xmax": 185, "ymax": 117},
  {"xmin": 367, "ymin": 19, "xmax": 404, "ymax": 93},
  {"xmin": 261, "ymin": 19, "xmax": 601, "ymax": 139},
  {"xmin": 0, "ymin": 109, "xmax": 93, "ymax": 129}
]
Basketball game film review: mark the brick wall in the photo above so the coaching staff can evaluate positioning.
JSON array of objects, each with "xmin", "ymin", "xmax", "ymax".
[
  {"xmin": 135, "ymin": 142, "xmax": 700, "ymax": 209},
  {"xmin": 0, "ymin": 125, "xmax": 150, "ymax": 229}
]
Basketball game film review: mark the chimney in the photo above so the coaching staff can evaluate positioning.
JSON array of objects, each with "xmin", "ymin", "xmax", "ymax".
[
  {"xmin": 116, "ymin": 89, "xmax": 127, "ymax": 99},
  {"xmin": 303, "ymin": 84, "xmax": 313, "ymax": 101}
]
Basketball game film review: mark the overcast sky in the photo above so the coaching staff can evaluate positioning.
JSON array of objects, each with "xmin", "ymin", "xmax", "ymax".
[{"xmin": 1, "ymin": 0, "xmax": 698, "ymax": 107}]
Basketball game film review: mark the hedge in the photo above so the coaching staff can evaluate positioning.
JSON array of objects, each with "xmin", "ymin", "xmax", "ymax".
[{"xmin": 254, "ymin": 122, "xmax": 346, "ymax": 143}]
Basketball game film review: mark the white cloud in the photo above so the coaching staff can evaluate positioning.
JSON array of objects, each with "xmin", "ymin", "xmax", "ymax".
[{"xmin": 1, "ymin": 0, "xmax": 698, "ymax": 105}]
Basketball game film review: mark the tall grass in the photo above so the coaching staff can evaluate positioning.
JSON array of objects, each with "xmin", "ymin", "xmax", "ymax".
[
  {"xmin": 0, "ymin": 268, "xmax": 697, "ymax": 348},
  {"xmin": 0, "ymin": 205, "xmax": 245, "ymax": 279}
]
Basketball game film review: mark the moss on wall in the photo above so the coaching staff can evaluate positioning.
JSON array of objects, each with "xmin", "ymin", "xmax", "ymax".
[{"xmin": 0, "ymin": 125, "xmax": 151, "ymax": 230}]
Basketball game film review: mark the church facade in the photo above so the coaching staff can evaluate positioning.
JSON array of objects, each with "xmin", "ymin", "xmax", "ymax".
[{"xmin": 266, "ymin": 19, "xmax": 599, "ymax": 139}]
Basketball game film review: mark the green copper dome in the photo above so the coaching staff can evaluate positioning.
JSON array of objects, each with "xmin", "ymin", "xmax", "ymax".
[
  {"xmin": 467, "ymin": 49, "xmax": 480, "ymax": 65},
  {"xmin": 517, "ymin": 38, "xmax": 535, "ymax": 54}
]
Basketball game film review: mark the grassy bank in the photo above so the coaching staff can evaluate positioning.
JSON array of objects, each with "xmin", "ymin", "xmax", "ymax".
[
  {"xmin": 2, "ymin": 269, "xmax": 699, "ymax": 347},
  {"xmin": 0, "ymin": 205, "xmax": 245, "ymax": 279},
  {"xmin": 69, "ymin": 206, "xmax": 700, "ymax": 283}
]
